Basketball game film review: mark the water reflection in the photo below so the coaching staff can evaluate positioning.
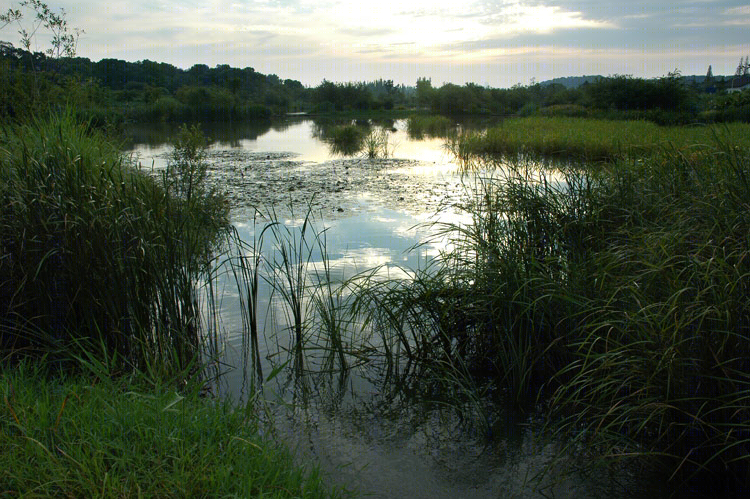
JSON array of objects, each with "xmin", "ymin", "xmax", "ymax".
[{"xmin": 129, "ymin": 118, "xmax": 642, "ymax": 498}]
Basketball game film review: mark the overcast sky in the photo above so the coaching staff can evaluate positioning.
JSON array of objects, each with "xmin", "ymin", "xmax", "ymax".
[{"xmin": 3, "ymin": 0, "xmax": 749, "ymax": 87}]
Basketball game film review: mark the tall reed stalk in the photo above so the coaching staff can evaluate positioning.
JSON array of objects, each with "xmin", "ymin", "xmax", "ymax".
[
  {"xmin": 348, "ymin": 125, "xmax": 749, "ymax": 492},
  {"xmin": 0, "ymin": 111, "xmax": 229, "ymax": 375}
]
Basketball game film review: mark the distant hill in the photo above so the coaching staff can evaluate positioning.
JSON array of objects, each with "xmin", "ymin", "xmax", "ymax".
[
  {"xmin": 539, "ymin": 76, "xmax": 603, "ymax": 89},
  {"xmin": 540, "ymin": 74, "xmax": 737, "ymax": 90}
]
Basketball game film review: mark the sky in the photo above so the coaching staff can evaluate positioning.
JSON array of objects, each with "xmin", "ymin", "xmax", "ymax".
[{"xmin": 2, "ymin": 0, "xmax": 749, "ymax": 88}]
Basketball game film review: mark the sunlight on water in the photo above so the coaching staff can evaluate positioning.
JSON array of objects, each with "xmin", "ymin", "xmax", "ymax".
[{"xmin": 129, "ymin": 118, "xmax": 643, "ymax": 499}]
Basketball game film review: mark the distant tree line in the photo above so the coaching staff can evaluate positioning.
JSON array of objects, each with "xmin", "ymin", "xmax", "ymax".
[{"xmin": 0, "ymin": 41, "xmax": 747, "ymax": 125}]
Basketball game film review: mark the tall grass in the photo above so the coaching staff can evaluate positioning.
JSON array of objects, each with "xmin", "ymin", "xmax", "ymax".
[
  {"xmin": 221, "ymin": 205, "xmax": 357, "ymax": 380},
  {"xmin": 346, "ymin": 126, "xmax": 750, "ymax": 493},
  {"xmin": 320, "ymin": 123, "xmax": 394, "ymax": 158},
  {"xmin": 453, "ymin": 116, "xmax": 750, "ymax": 162},
  {"xmin": 361, "ymin": 128, "xmax": 393, "ymax": 158},
  {"xmin": 323, "ymin": 124, "xmax": 364, "ymax": 156},
  {"xmin": 0, "ymin": 111, "xmax": 229, "ymax": 374}
]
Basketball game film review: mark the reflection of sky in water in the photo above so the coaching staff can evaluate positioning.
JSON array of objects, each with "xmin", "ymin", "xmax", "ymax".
[
  {"xmin": 234, "ymin": 205, "xmax": 444, "ymax": 282},
  {"xmin": 125, "ymin": 118, "xmax": 462, "ymax": 169},
  {"xmin": 129, "ymin": 120, "xmax": 632, "ymax": 498},
  {"xmin": 232, "ymin": 121, "xmax": 330, "ymax": 163}
]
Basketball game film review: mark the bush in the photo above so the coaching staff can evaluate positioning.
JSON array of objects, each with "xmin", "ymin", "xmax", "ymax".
[
  {"xmin": 537, "ymin": 104, "xmax": 589, "ymax": 118},
  {"xmin": 406, "ymin": 114, "xmax": 453, "ymax": 138}
]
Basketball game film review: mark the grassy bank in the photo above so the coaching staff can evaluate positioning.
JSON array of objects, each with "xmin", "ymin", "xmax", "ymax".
[
  {"xmin": 0, "ymin": 113, "xmax": 346, "ymax": 496},
  {"xmin": 453, "ymin": 116, "xmax": 750, "ymax": 162},
  {"xmin": 0, "ymin": 362, "xmax": 340, "ymax": 497}
]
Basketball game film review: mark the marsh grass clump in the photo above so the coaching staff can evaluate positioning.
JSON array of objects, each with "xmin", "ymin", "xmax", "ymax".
[
  {"xmin": 324, "ymin": 124, "xmax": 365, "ymax": 156},
  {"xmin": 406, "ymin": 114, "xmax": 454, "ymax": 139},
  {"xmin": 222, "ymin": 205, "xmax": 356, "ymax": 378},
  {"xmin": 350, "ymin": 128, "xmax": 750, "ymax": 493},
  {"xmin": 0, "ymin": 111, "xmax": 229, "ymax": 373},
  {"xmin": 361, "ymin": 128, "xmax": 392, "ymax": 158},
  {"xmin": 320, "ymin": 122, "xmax": 394, "ymax": 158}
]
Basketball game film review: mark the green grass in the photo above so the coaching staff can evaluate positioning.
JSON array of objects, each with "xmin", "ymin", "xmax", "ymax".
[
  {"xmin": 346, "ymin": 129, "xmax": 750, "ymax": 493},
  {"xmin": 0, "ymin": 111, "xmax": 229, "ymax": 373},
  {"xmin": 406, "ymin": 114, "xmax": 454, "ymax": 139},
  {"xmin": 0, "ymin": 362, "xmax": 341, "ymax": 498},
  {"xmin": 452, "ymin": 116, "xmax": 750, "ymax": 162}
]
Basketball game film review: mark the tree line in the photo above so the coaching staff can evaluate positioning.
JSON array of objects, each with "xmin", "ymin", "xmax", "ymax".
[{"xmin": 1, "ymin": 41, "xmax": 748, "ymax": 125}]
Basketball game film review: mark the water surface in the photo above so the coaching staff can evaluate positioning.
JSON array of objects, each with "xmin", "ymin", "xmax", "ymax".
[{"xmin": 125, "ymin": 117, "xmax": 642, "ymax": 498}]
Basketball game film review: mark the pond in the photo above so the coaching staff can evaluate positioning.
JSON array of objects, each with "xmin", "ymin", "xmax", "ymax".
[{"xmin": 124, "ymin": 117, "xmax": 647, "ymax": 498}]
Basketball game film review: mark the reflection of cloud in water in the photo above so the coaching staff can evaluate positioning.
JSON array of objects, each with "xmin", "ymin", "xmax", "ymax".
[{"xmin": 372, "ymin": 215, "xmax": 397, "ymax": 223}]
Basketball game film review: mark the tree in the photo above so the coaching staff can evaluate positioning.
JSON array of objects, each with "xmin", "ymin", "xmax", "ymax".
[
  {"xmin": 1, "ymin": 1, "xmax": 83, "ymax": 61},
  {"xmin": 1, "ymin": 1, "xmax": 84, "ymax": 117},
  {"xmin": 706, "ymin": 65, "xmax": 713, "ymax": 83},
  {"xmin": 416, "ymin": 77, "xmax": 433, "ymax": 109}
]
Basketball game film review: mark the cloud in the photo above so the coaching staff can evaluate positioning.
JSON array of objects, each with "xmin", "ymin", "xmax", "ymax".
[
  {"xmin": 337, "ymin": 27, "xmax": 397, "ymax": 37},
  {"xmin": 8, "ymin": 0, "xmax": 748, "ymax": 87}
]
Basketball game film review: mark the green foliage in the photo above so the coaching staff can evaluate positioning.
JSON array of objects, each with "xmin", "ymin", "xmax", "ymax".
[
  {"xmin": 416, "ymin": 77, "xmax": 434, "ymax": 109},
  {"xmin": 581, "ymin": 73, "xmax": 693, "ymax": 112},
  {"xmin": 430, "ymin": 83, "xmax": 479, "ymax": 114},
  {"xmin": 406, "ymin": 114, "xmax": 453, "ymax": 138},
  {"xmin": 165, "ymin": 123, "xmax": 209, "ymax": 202},
  {"xmin": 0, "ymin": 362, "xmax": 340, "ymax": 497},
  {"xmin": 1, "ymin": 0, "xmax": 83, "ymax": 61},
  {"xmin": 537, "ymin": 104, "xmax": 589, "ymax": 118},
  {"xmin": 0, "ymin": 111, "xmax": 228, "ymax": 372}
]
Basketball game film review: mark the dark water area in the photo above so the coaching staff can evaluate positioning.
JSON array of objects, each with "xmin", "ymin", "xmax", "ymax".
[{"xmin": 124, "ymin": 118, "xmax": 655, "ymax": 498}]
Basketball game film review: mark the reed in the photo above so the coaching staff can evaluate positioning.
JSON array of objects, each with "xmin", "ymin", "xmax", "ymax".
[
  {"xmin": 0, "ymin": 110, "xmax": 229, "ymax": 374},
  {"xmin": 361, "ymin": 128, "xmax": 392, "ymax": 158},
  {"xmin": 346, "ymin": 124, "xmax": 749, "ymax": 492},
  {"xmin": 323, "ymin": 124, "xmax": 364, "ymax": 156},
  {"xmin": 431, "ymin": 135, "xmax": 749, "ymax": 492},
  {"xmin": 453, "ymin": 116, "xmax": 750, "ymax": 162}
]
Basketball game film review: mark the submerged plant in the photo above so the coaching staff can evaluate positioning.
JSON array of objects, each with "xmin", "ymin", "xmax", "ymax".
[
  {"xmin": 323, "ymin": 124, "xmax": 364, "ymax": 156},
  {"xmin": 361, "ymin": 128, "xmax": 393, "ymax": 158}
]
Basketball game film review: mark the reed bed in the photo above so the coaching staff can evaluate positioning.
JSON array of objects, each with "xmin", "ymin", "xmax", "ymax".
[
  {"xmin": 453, "ymin": 116, "xmax": 750, "ymax": 162},
  {"xmin": 346, "ymin": 129, "xmax": 750, "ymax": 493},
  {"xmin": 0, "ymin": 112, "xmax": 229, "ymax": 373}
]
